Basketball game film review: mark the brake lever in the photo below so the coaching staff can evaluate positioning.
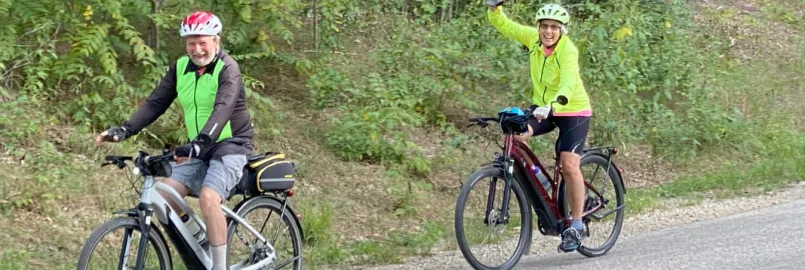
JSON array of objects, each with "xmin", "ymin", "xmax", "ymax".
[
  {"xmin": 466, "ymin": 120, "xmax": 489, "ymax": 128},
  {"xmin": 101, "ymin": 160, "xmax": 127, "ymax": 169}
]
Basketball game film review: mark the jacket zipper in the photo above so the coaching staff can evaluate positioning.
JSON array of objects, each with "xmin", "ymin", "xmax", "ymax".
[
  {"xmin": 193, "ymin": 73, "xmax": 200, "ymax": 137},
  {"xmin": 539, "ymin": 55, "xmax": 548, "ymax": 104}
]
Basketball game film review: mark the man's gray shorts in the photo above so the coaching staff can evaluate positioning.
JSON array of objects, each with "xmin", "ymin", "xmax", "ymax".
[{"xmin": 169, "ymin": 155, "xmax": 247, "ymax": 200}]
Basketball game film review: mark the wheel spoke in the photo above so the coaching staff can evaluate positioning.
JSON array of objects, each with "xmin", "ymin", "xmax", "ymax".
[
  {"xmin": 455, "ymin": 167, "xmax": 531, "ymax": 269},
  {"xmin": 227, "ymin": 198, "xmax": 303, "ymax": 270},
  {"xmin": 574, "ymin": 154, "xmax": 625, "ymax": 257},
  {"xmin": 77, "ymin": 217, "xmax": 170, "ymax": 270}
]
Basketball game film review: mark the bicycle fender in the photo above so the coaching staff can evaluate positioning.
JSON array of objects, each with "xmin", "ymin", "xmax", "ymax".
[
  {"xmin": 609, "ymin": 161, "xmax": 626, "ymax": 194},
  {"xmin": 113, "ymin": 208, "xmax": 139, "ymax": 217},
  {"xmin": 478, "ymin": 161, "xmax": 506, "ymax": 171}
]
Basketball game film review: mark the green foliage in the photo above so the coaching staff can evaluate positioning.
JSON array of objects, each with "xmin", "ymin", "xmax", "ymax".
[
  {"xmin": 298, "ymin": 200, "xmax": 348, "ymax": 265},
  {"xmin": 2, "ymin": 0, "xmax": 309, "ymax": 148},
  {"xmin": 309, "ymin": 3, "xmax": 527, "ymax": 167},
  {"xmin": 565, "ymin": 0, "xmax": 706, "ymax": 146},
  {"xmin": 2, "ymin": 0, "xmax": 805, "ymax": 268},
  {"xmin": 760, "ymin": 0, "xmax": 805, "ymax": 30},
  {"xmin": 305, "ymin": 0, "xmax": 804, "ymax": 169},
  {"xmin": 1, "ymin": 0, "xmax": 798, "ymax": 198},
  {"xmin": 299, "ymin": 200, "xmax": 334, "ymax": 246},
  {"xmin": 0, "ymin": 97, "xmax": 46, "ymax": 152},
  {"xmin": 324, "ymin": 107, "xmax": 424, "ymax": 163},
  {"xmin": 7, "ymin": 0, "xmax": 759, "ymax": 169}
]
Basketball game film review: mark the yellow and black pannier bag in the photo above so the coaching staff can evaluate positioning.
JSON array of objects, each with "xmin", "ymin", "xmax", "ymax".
[{"xmin": 239, "ymin": 152, "xmax": 296, "ymax": 195}]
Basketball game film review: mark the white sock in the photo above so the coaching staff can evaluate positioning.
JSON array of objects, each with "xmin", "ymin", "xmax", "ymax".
[{"xmin": 212, "ymin": 244, "xmax": 227, "ymax": 270}]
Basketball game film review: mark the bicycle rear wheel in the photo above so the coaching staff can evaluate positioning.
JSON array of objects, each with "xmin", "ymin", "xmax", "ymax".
[
  {"xmin": 76, "ymin": 216, "xmax": 172, "ymax": 270},
  {"xmin": 455, "ymin": 166, "xmax": 532, "ymax": 270},
  {"xmin": 226, "ymin": 196, "xmax": 303, "ymax": 270},
  {"xmin": 558, "ymin": 153, "xmax": 625, "ymax": 257}
]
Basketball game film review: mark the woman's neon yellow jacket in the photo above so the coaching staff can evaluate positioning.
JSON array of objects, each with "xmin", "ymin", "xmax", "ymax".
[{"xmin": 488, "ymin": 7, "xmax": 592, "ymax": 116}]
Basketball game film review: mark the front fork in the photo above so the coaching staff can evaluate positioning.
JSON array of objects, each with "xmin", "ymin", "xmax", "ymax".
[
  {"xmin": 115, "ymin": 203, "xmax": 154, "ymax": 270},
  {"xmin": 484, "ymin": 157, "xmax": 514, "ymax": 226},
  {"xmin": 135, "ymin": 203, "xmax": 154, "ymax": 270}
]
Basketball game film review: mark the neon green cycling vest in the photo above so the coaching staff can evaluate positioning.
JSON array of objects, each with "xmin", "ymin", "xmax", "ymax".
[{"xmin": 176, "ymin": 56, "xmax": 233, "ymax": 142}]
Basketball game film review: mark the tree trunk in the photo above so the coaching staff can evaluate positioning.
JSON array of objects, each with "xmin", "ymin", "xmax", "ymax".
[
  {"xmin": 313, "ymin": 0, "xmax": 318, "ymax": 49},
  {"xmin": 448, "ymin": 0, "xmax": 454, "ymax": 21},
  {"xmin": 440, "ymin": 2, "xmax": 447, "ymax": 23},
  {"xmin": 150, "ymin": 0, "xmax": 161, "ymax": 51}
]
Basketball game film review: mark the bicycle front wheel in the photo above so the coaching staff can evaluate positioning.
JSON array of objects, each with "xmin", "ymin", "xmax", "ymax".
[
  {"xmin": 455, "ymin": 166, "xmax": 532, "ymax": 270},
  {"xmin": 76, "ymin": 216, "xmax": 172, "ymax": 270}
]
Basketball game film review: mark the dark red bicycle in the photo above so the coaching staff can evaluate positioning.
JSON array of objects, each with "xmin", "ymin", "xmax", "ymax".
[{"xmin": 454, "ymin": 97, "xmax": 626, "ymax": 269}]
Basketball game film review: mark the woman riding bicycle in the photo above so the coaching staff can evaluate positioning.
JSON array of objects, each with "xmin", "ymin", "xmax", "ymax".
[{"xmin": 487, "ymin": 1, "xmax": 592, "ymax": 252}]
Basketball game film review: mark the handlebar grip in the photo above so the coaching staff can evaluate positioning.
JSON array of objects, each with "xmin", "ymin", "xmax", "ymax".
[
  {"xmin": 105, "ymin": 156, "xmax": 132, "ymax": 161},
  {"xmin": 142, "ymin": 153, "xmax": 177, "ymax": 166}
]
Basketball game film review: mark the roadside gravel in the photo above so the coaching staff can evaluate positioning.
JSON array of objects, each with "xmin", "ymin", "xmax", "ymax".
[{"xmin": 362, "ymin": 181, "xmax": 805, "ymax": 270}]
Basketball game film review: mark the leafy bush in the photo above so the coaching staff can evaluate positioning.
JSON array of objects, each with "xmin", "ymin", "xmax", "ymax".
[
  {"xmin": 2, "ymin": 0, "xmax": 308, "ymax": 148},
  {"xmin": 324, "ymin": 107, "xmax": 424, "ymax": 163},
  {"xmin": 3, "ymin": 0, "xmax": 801, "ymax": 170}
]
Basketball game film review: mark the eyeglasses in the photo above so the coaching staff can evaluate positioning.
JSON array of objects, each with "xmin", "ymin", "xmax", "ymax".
[{"xmin": 539, "ymin": 23, "xmax": 562, "ymax": 31}]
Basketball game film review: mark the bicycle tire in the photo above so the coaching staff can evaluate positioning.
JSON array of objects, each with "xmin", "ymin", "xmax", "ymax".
[
  {"xmin": 455, "ymin": 166, "xmax": 532, "ymax": 270},
  {"xmin": 558, "ymin": 153, "xmax": 625, "ymax": 258},
  {"xmin": 226, "ymin": 197, "xmax": 303, "ymax": 270},
  {"xmin": 76, "ymin": 216, "xmax": 172, "ymax": 270}
]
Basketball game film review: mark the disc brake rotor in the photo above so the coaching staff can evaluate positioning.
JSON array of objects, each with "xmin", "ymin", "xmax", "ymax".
[{"xmin": 487, "ymin": 209, "xmax": 507, "ymax": 235}]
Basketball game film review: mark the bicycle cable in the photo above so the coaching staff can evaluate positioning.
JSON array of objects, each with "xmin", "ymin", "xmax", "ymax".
[{"xmin": 119, "ymin": 167, "xmax": 137, "ymax": 198}]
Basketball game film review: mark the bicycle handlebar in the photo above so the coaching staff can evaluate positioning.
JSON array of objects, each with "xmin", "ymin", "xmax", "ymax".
[
  {"xmin": 102, "ymin": 151, "xmax": 174, "ymax": 169},
  {"xmin": 467, "ymin": 117, "xmax": 500, "ymax": 128},
  {"xmin": 466, "ymin": 95, "xmax": 568, "ymax": 129},
  {"xmin": 467, "ymin": 108, "xmax": 535, "ymax": 128}
]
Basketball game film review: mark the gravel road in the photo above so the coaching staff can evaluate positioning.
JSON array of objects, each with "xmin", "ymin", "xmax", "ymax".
[{"xmin": 361, "ymin": 181, "xmax": 805, "ymax": 270}]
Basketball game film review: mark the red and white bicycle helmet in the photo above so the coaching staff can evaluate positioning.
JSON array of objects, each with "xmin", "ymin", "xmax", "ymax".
[{"xmin": 180, "ymin": 11, "xmax": 222, "ymax": 37}]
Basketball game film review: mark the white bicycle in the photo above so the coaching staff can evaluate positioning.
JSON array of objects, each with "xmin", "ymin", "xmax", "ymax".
[{"xmin": 76, "ymin": 149, "xmax": 303, "ymax": 269}]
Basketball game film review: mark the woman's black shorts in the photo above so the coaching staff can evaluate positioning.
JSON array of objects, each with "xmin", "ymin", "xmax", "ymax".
[{"xmin": 528, "ymin": 116, "xmax": 590, "ymax": 155}]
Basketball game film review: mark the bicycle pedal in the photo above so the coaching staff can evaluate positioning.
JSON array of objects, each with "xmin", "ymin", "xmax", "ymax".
[{"xmin": 557, "ymin": 243, "xmax": 580, "ymax": 253}]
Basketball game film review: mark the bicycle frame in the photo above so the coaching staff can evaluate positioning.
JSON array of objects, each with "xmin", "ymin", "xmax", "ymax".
[
  {"xmin": 492, "ymin": 133, "xmax": 609, "ymax": 236},
  {"xmin": 119, "ymin": 174, "xmax": 275, "ymax": 270}
]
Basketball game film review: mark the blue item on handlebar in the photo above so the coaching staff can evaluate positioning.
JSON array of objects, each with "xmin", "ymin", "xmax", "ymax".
[
  {"xmin": 498, "ymin": 107, "xmax": 525, "ymax": 116},
  {"xmin": 497, "ymin": 107, "xmax": 529, "ymax": 134}
]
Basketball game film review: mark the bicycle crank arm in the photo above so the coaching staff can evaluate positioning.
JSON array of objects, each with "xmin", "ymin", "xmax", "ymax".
[{"xmin": 589, "ymin": 205, "xmax": 625, "ymax": 221}]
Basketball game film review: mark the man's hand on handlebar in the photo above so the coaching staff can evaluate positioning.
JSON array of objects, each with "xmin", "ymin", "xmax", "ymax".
[{"xmin": 173, "ymin": 140, "xmax": 203, "ymax": 164}]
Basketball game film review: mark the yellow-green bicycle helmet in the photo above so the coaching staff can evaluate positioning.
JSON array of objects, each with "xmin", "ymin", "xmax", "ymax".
[{"xmin": 535, "ymin": 4, "xmax": 570, "ymax": 24}]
